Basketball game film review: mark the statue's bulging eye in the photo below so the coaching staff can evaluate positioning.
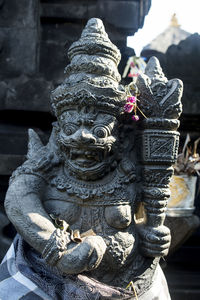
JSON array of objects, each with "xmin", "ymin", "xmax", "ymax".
[
  {"xmin": 63, "ymin": 124, "xmax": 77, "ymax": 136},
  {"xmin": 93, "ymin": 126, "xmax": 109, "ymax": 138}
]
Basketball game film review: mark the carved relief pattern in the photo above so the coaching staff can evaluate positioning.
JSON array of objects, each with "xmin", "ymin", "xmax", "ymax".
[
  {"xmin": 142, "ymin": 167, "xmax": 173, "ymax": 187},
  {"xmin": 142, "ymin": 131, "xmax": 180, "ymax": 163},
  {"xmin": 64, "ymin": 61, "xmax": 121, "ymax": 82},
  {"xmin": 51, "ymin": 85, "xmax": 126, "ymax": 117},
  {"xmin": 136, "ymin": 57, "xmax": 183, "ymax": 120},
  {"xmin": 50, "ymin": 166, "xmax": 134, "ymax": 206}
]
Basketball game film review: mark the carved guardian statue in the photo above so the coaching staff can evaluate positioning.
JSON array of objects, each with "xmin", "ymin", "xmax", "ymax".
[{"xmin": 0, "ymin": 18, "xmax": 183, "ymax": 299}]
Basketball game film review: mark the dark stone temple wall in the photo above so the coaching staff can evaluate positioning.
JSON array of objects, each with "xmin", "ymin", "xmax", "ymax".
[
  {"xmin": 141, "ymin": 34, "xmax": 200, "ymax": 131},
  {"xmin": 0, "ymin": 0, "xmax": 151, "ymax": 256}
]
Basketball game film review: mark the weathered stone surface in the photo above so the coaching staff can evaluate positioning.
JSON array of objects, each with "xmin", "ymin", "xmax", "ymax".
[
  {"xmin": 0, "ymin": 124, "xmax": 29, "ymax": 154},
  {"xmin": 142, "ymin": 34, "xmax": 200, "ymax": 116},
  {"xmin": 1, "ymin": 18, "xmax": 183, "ymax": 300},
  {"xmin": 165, "ymin": 34, "xmax": 200, "ymax": 115},
  {"xmin": 41, "ymin": 1, "xmax": 96, "ymax": 20},
  {"xmin": 0, "ymin": 0, "xmax": 39, "ymax": 28},
  {"xmin": 0, "ymin": 81, "xmax": 7, "ymax": 103},
  {"xmin": 0, "ymin": 123, "xmax": 50, "ymax": 175},
  {"xmin": 0, "ymin": 28, "xmax": 39, "ymax": 78},
  {"xmin": 0, "ymin": 77, "xmax": 52, "ymax": 112},
  {"xmin": 0, "ymin": 0, "xmax": 39, "ymax": 77},
  {"xmin": 165, "ymin": 215, "xmax": 200, "ymax": 254},
  {"xmin": 166, "ymin": 34, "xmax": 200, "ymax": 78},
  {"xmin": 0, "ymin": 155, "xmax": 26, "ymax": 175},
  {"xmin": 97, "ymin": 1, "xmax": 141, "ymax": 33},
  {"xmin": 40, "ymin": 0, "xmax": 151, "ymax": 35}
]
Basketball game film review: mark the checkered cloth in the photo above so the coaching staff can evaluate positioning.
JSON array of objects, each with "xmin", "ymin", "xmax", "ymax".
[
  {"xmin": 0, "ymin": 235, "xmax": 171, "ymax": 300},
  {"xmin": 0, "ymin": 235, "xmax": 134, "ymax": 300},
  {"xmin": 0, "ymin": 237, "xmax": 52, "ymax": 300}
]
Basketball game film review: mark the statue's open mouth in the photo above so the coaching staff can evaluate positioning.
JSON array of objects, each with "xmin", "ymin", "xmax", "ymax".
[
  {"xmin": 58, "ymin": 138, "xmax": 116, "ymax": 179},
  {"xmin": 69, "ymin": 148, "xmax": 105, "ymax": 168}
]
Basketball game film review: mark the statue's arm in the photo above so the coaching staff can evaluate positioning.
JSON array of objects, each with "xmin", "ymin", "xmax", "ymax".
[
  {"xmin": 4, "ymin": 174, "xmax": 55, "ymax": 253},
  {"xmin": 5, "ymin": 173, "xmax": 106, "ymax": 274}
]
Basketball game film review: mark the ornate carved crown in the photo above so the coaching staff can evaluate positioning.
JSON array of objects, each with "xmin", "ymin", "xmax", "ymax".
[{"xmin": 51, "ymin": 18, "xmax": 126, "ymax": 117}]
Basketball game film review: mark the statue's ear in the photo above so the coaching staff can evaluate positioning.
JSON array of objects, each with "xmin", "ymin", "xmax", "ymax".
[{"xmin": 27, "ymin": 129, "xmax": 44, "ymax": 159}]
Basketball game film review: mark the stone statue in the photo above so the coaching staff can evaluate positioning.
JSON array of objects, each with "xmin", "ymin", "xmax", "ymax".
[{"xmin": 0, "ymin": 18, "xmax": 183, "ymax": 299}]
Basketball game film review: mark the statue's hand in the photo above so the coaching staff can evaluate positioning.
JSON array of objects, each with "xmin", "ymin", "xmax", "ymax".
[
  {"xmin": 56, "ymin": 235, "xmax": 107, "ymax": 275},
  {"xmin": 138, "ymin": 225, "xmax": 171, "ymax": 257}
]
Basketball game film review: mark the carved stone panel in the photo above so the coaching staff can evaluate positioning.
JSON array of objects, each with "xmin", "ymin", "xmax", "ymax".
[{"xmin": 141, "ymin": 131, "xmax": 180, "ymax": 163}]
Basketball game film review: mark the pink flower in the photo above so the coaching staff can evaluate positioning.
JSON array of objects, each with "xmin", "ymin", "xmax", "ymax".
[
  {"xmin": 127, "ymin": 96, "xmax": 136, "ymax": 103},
  {"xmin": 124, "ymin": 103, "xmax": 134, "ymax": 113},
  {"xmin": 132, "ymin": 115, "xmax": 139, "ymax": 121},
  {"xmin": 128, "ymin": 73, "xmax": 139, "ymax": 77}
]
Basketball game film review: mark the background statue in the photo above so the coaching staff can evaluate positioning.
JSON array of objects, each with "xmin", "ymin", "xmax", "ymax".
[{"xmin": 0, "ymin": 18, "xmax": 183, "ymax": 299}]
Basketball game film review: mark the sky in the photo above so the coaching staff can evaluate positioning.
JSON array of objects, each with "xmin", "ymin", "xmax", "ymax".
[{"xmin": 127, "ymin": 0, "xmax": 200, "ymax": 55}]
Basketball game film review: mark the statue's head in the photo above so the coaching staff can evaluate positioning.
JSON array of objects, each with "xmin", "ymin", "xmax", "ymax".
[{"xmin": 51, "ymin": 18, "xmax": 126, "ymax": 180}]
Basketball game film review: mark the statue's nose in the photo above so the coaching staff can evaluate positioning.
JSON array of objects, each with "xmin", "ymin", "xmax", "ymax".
[{"xmin": 77, "ymin": 129, "xmax": 96, "ymax": 144}]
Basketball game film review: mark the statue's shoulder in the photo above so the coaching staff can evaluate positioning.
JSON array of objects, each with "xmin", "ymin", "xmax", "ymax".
[{"xmin": 10, "ymin": 126, "xmax": 61, "ymax": 185}]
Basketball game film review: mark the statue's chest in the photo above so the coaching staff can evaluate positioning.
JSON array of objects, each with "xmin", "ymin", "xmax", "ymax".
[
  {"xmin": 43, "ymin": 188, "xmax": 101, "ymax": 230},
  {"xmin": 43, "ymin": 186, "xmax": 134, "ymax": 231},
  {"xmin": 43, "ymin": 168, "xmax": 136, "ymax": 233},
  {"xmin": 43, "ymin": 168, "xmax": 137, "ymax": 269}
]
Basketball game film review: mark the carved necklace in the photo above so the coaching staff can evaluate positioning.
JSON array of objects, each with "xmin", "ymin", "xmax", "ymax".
[{"xmin": 50, "ymin": 162, "xmax": 135, "ymax": 206}]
